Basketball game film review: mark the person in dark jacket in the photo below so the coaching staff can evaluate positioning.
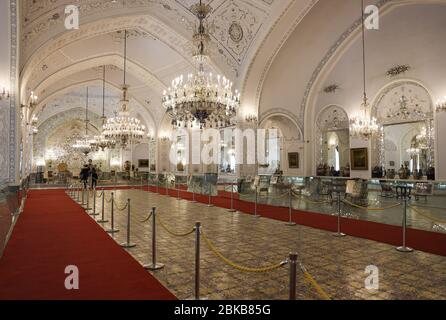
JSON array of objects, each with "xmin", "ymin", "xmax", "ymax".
[
  {"xmin": 91, "ymin": 167, "xmax": 98, "ymax": 189},
  {"xmin": 80, "ymin": 165, "xmax": 89, "ymax": 189}
]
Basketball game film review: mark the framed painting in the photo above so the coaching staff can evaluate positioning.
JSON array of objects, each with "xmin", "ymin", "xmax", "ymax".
[
  {"xmin": 350, "ymin": 148, "xmax": 368, "ymax": 171},
  {"xmin": 288, "ymin": 152, "xmax": 299, "ymax": 169},
  {"xmin": 138, "ymin": 159, "xmax": 149, "ymax": 168}
]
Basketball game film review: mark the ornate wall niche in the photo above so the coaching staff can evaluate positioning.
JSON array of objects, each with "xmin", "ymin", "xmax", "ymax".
[
  {"xmin": 259, "ymin": 112, "xmax": 303, "ymax": 174},
  {"xmin": 315, "ymin": 105, "xmax": 349, "ymax": 169},
  {"xmin": 372, "ymin": 80, "xmax": 435, "ymax": 169}
]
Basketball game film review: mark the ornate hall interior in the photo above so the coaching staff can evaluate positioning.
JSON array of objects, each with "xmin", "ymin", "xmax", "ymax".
[{"xmin": 0, "ymin": 0, "xmax": 446, "ymax": 301}]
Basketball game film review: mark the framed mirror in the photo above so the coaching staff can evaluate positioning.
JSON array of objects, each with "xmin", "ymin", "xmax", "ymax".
[
  {"xmin": 372, "ymin": 81, "xmax": 435, "ymax": 179},
  {"xmin": 316, "ymin": 105, "xmax": 350, "ymax": 177}
]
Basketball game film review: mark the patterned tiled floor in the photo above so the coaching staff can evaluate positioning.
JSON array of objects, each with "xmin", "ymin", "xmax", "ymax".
[{"xmin": 78, "ymin": 188, "xmax": 446, "ymax": 300}]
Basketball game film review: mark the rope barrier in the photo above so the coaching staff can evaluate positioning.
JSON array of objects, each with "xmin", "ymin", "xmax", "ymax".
[
  {"xmin": 266, "ymin": 192, "xmax": 289, "ymax": 200},
  {"xmin": 410, "ymin": 206, "xmax": 446, "ymax": 224},
  {"xmin": 95, "ymin": 190, "xmax": 104, "ymax": 198},
  {"xmin": 201, "ymin": 231, "xmax": 287, "ymax": 273},
  {"xmin": 299, "ymin": 263, "xmax": 331, "ymax": 300},
  {"xmin": 293, "ymin": 193, "xmax": 332, "ymax": 204},
  {"xmin": 342, "ymin": 199, "xmax": 401, "ymax": 211},
  {"xmin": 138, "ymin": 211, "xmax": 153, "ymax": 223},
  {"xmin": 114, "ymin": 200, "xmax": 128, "ymax": 212},
  {"xmin": 157, "ymin": 215, "xmax": 195, "ymax": 237}
]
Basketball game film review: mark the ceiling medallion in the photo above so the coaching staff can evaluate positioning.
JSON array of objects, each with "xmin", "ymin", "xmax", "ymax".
[
  {"xmin": 162, "ymin": 0, "xmax": 239, "ymax": 129},
  {"xmin": 323, "ymin": 84, "xmax": 340, "ymax": 94},
  {"xmin": 386, "ymin": 64, "xmax": 411, "ymax": 77},
  {"xmin": 229, "ymin": 22, "xmax": 243, "ymax": 43}
]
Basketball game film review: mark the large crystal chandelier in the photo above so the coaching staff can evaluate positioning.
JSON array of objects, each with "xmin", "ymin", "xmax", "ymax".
[
  {"xmin": 162, "ymin": 0, "xmax": 239, "ymax": 129},
  {"xmin": 73, "ymin": 87, "xmax": 95, "ymax": 156},
  {"xmin": 349, "ymin": 0, "xmax": 380, "ymax": 140},
  {"xmin": 91, "ymin": 66, "xmax": 116, "ymax": 151},
  {"xmin": 102, "ymin": 30, "xmax": 145, "ymax": 147}
]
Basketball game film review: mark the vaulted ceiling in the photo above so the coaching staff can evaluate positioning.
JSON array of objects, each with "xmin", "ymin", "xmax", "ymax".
[{"xmin": 21, "ymin": 0, "xmax": 315, "ymax": 134}]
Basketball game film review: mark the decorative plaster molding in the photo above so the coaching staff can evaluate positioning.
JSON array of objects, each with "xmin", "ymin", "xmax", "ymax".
[{"xmin": 9, "ymin": 0, "xmax": 18, "ymax": 183}]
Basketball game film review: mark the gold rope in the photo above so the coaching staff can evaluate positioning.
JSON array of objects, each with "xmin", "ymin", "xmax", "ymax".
[
  {"xmin": 114, "ymin": 200, "xmax": 128, "ymax": 211},
  {"xmin": 201, "ymin": 231, "xmax": 287, "ymax": 273},
  {"xmin": 157, "ymin": 215, "xmax": 195, "ymax": 237},
  {"xmin": 266, "ymin": 192, "xmax": 289, "ymax": 200},
  {"xmin": 294, "ymin": 194, "xmax": 332, "ymax": 204},
  {"xmin": 303, "ymin": 271, "xmax": 331, "ymax": 300},
  {"xmin": 410, "ymin": 206, "xmax": 446, "ymax": 224},
  {"xmin": 137, "ymin": 211, "xmax": 153, "ymax": 223},
  {"xmin": 342, "ymin": 199, "xmax": 400, "ymax": 211}
]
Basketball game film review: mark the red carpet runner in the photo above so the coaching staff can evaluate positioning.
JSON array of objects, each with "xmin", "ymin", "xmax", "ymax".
[{"xmin": 0, "ymin": 189, "xmax": 176, "ymax": 300}]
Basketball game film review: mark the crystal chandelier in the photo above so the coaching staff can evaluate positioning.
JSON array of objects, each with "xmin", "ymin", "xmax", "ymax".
[
  {"xmin": 349, "ymin": 0, "xmax": 380, "ymax": 140},
  {"xmin": 73, "ymin": 87, "xmax": 94, "ymax": 156},
  {"xmin": 406, "ymin": 147, "xmax": 420, "ymax": 157},
  {"xmin": 102, "ymin": 30, "xmax": 145, "ymax": 147},
  {"xmin": 90, "ymin": 66, "xmax": 116, "ymax": 151},
  {"xmin": 162, "ymin": 0, "xmax": 239, "ymax": 129}
]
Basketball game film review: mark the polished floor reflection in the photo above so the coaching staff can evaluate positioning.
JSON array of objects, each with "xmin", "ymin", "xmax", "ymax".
[{"xmin": 84, "ymin": 188, "xmax": 446, "ymax": 300}]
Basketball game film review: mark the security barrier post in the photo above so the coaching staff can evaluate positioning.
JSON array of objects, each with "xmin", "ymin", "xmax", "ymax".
[
  {"xmin": 396, "ymin": 195, "xmax": 413, "ymax": 252},
  {"xmin": 144, "ymin": 207, "xmax": 165, "ymax": 270},
  {"xmin": 192, "ymin": 187, "xmax": 197, "ymax": 203},
  {"xmin": 177, "ymin": 182, "xmax": 181, "ymax": 200},
  {"xmin": 207, "ymin": 183, "xmax": 213, "ymax": 207},
  {"xmin": 97, "ymin": 190, "xmax": 108, "ymax": 223},
  {"xmin": 228, "ymin": 183, "xmax": 236, "ymax": 213},
  {"xmin": 121, "ymin": 199, "xmax": 136, "ymax": 248},
  {"xmin": 333, "ymin": 192, "xmax": 346, "ymax": 237},
  {"xmin": 107, "ymin": 192, "xmax": 119, "ymax": 234},
  {"xmin": 81, "ymin": 187, "xmax": 85, "ymax": 206},
  {"xmin": 289, "ymin": 252, "xmax": 298, "ymax": 300},
  {"xmin": 194, "ymin": 222, "xmax": 201, "ymax": 300},
  {"xmin": 90, "ymin": 187, "xmax": 99, "ymax": 216},
  {"xmin": 286, "ymin": 187, "xmax": 296, "ymax": 226},
  {"xmin": 254, "ymin": 186, "xmax": 260, "ymax": 218}
]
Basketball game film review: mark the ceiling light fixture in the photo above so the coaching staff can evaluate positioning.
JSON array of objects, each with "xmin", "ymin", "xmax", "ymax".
[
  {"xmin": 103, "ymin": 30, "xmax": 146, "ymax": 148},
  {"xmin": 162, "ymin": 0, "xmax": 239, "ymax": 129},
  {"xmin": 350, "ymin": 0, "xmax": 380, "ymax": 140}
]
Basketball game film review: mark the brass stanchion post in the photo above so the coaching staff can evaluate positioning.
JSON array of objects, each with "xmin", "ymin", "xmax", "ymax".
[
  {"xmin": 194, "ymin": 222, "xmax": 201, "ymax": 300},
  {"xmin": 333, "ymin": 192, "xmax": 346, "ymax": 237},
  {"xmin": 144, "ymin": 207, "xmax": 165, "ymax": 270},
  {"xmin": 90, "ymin": 187, "xmax": 99, "ymax": 216},
  {"xmin": 97, "ymin": 190, "xmax": 108, "ymax": 223},
  {"xmin": 121, "ymin": 199, "xmax": 136, "ymax": 248},
  {"xmin": 286, "ymin": 187, "xmax": 296, "ymax": 226},
  {"xmin": 81, "ymin": 187, "xmax": 85, "ymax": 206},
  {"xmin": 86, "ymin": 186, "xmax": 92, "ymax": 211},
  {"xmin": 177, "ymin": 181, "xmax": 181, "ymax": 200},
  {"xmin": 254, "ymin": 186, "xmax": 260, "ymax": 218},
  {"xmin": 228, "ymin": 183, "xmax": 236, "ymax": 213},
  {"xmin": 289, "ymin": 252, "xmax": 298, "ymax": 300},
  {"xmin": 396, "ymin": 194, "xmax": 413, "ymax": 252},
  {"xmin": 207, "ymin": 191, "xmax": 213, "ymax": 207},
  {"xmin": 107, "ymin": 192, "xmax": 119, "ymax": 233}
]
